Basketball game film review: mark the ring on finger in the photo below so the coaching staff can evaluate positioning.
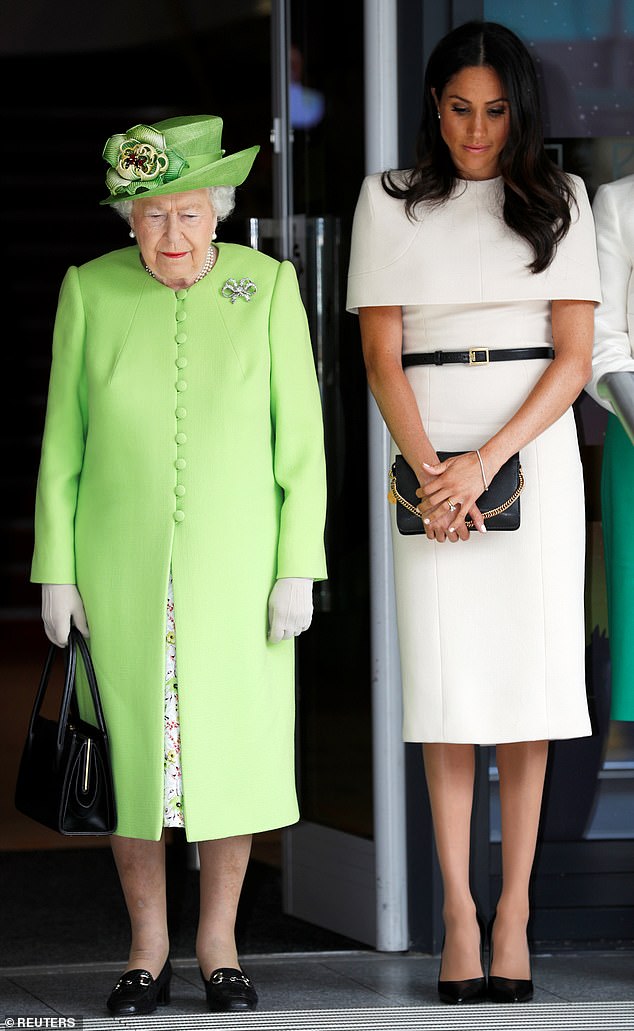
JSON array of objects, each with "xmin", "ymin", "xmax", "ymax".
[{"xmin": 447, "ymin": 498, "xmax": 458, "ymax": 512}]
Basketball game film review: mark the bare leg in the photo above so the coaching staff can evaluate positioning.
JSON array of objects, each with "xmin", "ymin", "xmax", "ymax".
[
  {"xmin": 196, "ymin": 834, "xmax": 252, "ymax": 979},
  {"xmin": 110, "ymin": 834, "xmax": 169, "ymax": 978},
  {"xmin": 423, "ymin": 743, "xmax": 482, "ymax": 980},
  {"xmin": 491, "ymin": 740, "xmax": 549, "ymax": 978}
]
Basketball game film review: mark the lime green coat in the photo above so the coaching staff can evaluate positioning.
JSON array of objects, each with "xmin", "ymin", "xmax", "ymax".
[{"xmin": 31, "ymin": 243, "xmax": 328, "ymax": 842}]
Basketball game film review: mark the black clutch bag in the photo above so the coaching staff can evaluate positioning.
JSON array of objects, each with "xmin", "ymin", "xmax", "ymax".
[
  {"xmin": 15, "ymin": 625, "xmax": 117, "ymax": 836},
  {"xmin": 389, "ymin": 451, "xmax": 524, "ymax": 535}
]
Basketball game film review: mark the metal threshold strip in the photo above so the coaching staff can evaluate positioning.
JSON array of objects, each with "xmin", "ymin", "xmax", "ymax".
[{"xmin": 78, "ymin": 1001, "xmax": 634, "ymax": 1031}]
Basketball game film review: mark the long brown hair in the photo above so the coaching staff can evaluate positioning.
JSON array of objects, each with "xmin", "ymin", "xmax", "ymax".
[{"xmin": 383, "ymin": 20, "xmax": 574, "ymax": 273}]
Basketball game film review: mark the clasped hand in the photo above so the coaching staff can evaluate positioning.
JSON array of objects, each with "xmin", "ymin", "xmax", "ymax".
[{"xmin": 415, "ymin": 451, "xmax": 487, "ymax": 542}]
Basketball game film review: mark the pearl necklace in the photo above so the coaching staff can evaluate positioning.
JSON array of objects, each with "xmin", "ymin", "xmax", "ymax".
[{"xmin": 143, "ymin": 245, "xmax": 218, "ymax": 285}]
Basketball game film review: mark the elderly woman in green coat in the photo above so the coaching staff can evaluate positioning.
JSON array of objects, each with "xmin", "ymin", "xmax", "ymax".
[{"xmin": 31, "ymin": 114, "xmax": 327, "ymax": 1016}]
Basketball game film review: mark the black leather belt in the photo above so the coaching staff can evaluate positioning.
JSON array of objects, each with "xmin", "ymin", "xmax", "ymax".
[{"xmin": 402, "ymin": 347, "xmax": 554, "ymax": 367}]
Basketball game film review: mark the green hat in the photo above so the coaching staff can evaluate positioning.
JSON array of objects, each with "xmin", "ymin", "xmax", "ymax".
[{"xmin": 100, "ymin": 114, "xmax": 259, "ymax": 205}]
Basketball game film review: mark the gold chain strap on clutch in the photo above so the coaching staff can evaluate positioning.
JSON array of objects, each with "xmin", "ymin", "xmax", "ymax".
[{"xmin": 388, "ymin": 465, "xmax": 524, "ymax": 528}]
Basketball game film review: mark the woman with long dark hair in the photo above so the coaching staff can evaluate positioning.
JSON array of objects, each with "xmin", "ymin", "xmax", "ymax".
[{"xmin": 347, "ymin": 21, "xmax": 600, "ymax": 1004}]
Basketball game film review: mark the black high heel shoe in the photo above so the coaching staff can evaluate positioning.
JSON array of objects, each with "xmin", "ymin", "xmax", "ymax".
[
  {"xmin": 437, "ymin": 913, "xmax": 488, "ymax": 1005},
  {"xmin": 200, "ymin": 967, "xmax": 258, "ymax": 1012},
  {"xmin": 106, "ymin": 958, "xmax": 172, "ymax": 1015},
  {"xmin": 487, "ymin": 913, "xmax": 534, "ymax": 1003}
]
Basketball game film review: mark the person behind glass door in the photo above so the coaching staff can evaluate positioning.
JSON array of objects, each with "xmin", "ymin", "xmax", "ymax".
[
  {"xmin": 347, "ymin": 21, "xmax": 600, "ymax": 1005},
  {"xmin": 585, "ymin": 173, "xmax": 634, "ymax": 725},
  {"xmin": 30, "ymin": 114, "xmax": 327, "ymax": 1016}
]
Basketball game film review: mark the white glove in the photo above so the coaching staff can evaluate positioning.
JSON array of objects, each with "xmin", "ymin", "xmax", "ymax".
[
  {"xmin": 41, "ymin": 584, "xmax": 90, "ymax": 648},
  {"xmin": 268, "ymin": 577, "xmax": 314, "ymax": 644}
]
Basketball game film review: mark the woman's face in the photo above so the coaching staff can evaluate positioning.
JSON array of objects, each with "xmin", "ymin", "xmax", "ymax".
[
  {"xmin": 433, "ymin": 65, "xmax": 510, "ymax": 181},
  {"xmin": 130, "ymin": 188, "xmax": 218, "ymax": 289}
]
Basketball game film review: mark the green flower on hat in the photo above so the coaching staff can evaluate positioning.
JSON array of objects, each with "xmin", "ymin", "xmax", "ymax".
[
  {"xmin": 100, "ymin": 114, "xmax": 260, "ymax": 205},
  {"xmin": 103, "ymin": 124, "xmax": 187, "ymax": 198}
]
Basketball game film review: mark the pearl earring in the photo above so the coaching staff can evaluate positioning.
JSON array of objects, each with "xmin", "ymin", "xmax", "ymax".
[
  {"xmin": 437, "ymin": 111, "xmax": 441, "ymax": 120},
  {"xmin": 212, "ymin": 232, "xmax": 217, "ymax": 241},
  {"xmin": 129, "ymin": 229, "xmax": 136, "ymax": 239}
]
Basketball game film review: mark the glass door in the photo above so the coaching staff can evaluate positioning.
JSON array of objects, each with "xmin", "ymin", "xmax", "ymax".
[
  {"xmin": 394, "ymin": 0, "xmax": 634, "ymax": 953},
  {"xmin": 483, "ymin": 0, "xmax": 634, "ymax": 945},
  {"xmin": 262, "ymin": 0, "xmax": 378, "ymax": 945}
]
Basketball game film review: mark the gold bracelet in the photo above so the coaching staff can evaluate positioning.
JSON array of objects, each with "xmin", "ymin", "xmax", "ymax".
[{"xmin": 475, "ymin": 448, "xmax": 489, "ymax": 491}]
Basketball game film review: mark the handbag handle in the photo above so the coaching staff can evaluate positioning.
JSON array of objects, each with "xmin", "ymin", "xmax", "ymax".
[{"xmin": 27, "ymin": 627, "xmax": 109, "ymax": 757}]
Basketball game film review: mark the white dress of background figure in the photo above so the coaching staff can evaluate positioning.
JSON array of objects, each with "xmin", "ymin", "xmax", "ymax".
[
  {"xmin": 584, "ymin": 173, "xmax": 634, "ymax": 723},
  {"xmin": 585, "ymin": 175, "xmax": 634, "ymax": 402}
]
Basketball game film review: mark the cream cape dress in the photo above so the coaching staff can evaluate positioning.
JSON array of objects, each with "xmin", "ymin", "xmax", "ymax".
[{"xmin": 347, "ymin": 174, "xmax": 601, "ymax": 744}]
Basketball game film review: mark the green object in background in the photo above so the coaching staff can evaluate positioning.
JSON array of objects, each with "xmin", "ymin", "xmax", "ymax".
[{"xmin": 601, "ymin": 413, "xmax": 634, "ymax": 721}]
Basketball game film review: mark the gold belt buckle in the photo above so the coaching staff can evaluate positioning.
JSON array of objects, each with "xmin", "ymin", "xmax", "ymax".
[{"xmin": 469, "ymin": 348, "xmax": 490, "ymax": 365}]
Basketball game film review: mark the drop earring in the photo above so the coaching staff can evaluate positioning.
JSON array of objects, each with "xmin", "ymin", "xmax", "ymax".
[
  {"xmin": 129, "ymin": 229, "xmax": 136, "ymax": 239},
  {"xmin": 212, "ymin": 232, "xmax": 217, "ymax": 241},
  {"xmin": 437, "ymin": 111, "xmax": 441, "ymax": 120}
]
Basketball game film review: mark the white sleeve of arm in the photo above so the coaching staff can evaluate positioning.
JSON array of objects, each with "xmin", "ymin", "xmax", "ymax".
[{"xmin": 586, "ymin": 183, "xmax": 634, "ymax": 410}]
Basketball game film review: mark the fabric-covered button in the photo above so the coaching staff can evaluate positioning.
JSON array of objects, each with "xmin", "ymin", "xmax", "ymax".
[
  {"xmin": 176, "ymin": 357, "xmax": 188, "ymax": 369},
  {"xmin": 176, "ymin": 332, "xmax": 187, "ymax": 344},
  {"xmin": 175, "ymin": 485, "xmax": 186, "ymax": 497},
  {"xmin": 176, "ymin": 380, "xmax": 187, "ymax": 391},
  {"xmin": 176, "ymin": 289, "xmax": 188, "ymax": 300},
  {"xmin": 174, "ymin": 510, "xmax": 185, "ymax": 522},
  {"xmin": 175, "ymin": 458, "xmax": 186, "ymax": 470},
  {"xmin": 175, "ymin": 311, "xmax": 187, "ymax": 322},
  {"xmin": 175, "ymin": 432, "xmax": 187, "ymax": 444},
  {"xmin": 175, "ymin": 407, "xmax": 187, "ymax": 419}
]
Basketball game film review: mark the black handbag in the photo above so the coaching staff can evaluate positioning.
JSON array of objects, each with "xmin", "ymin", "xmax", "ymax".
[
  {"xmin": 14, "ymin": 625, "xmax": 117, "ymax": 835},
  {"xmin": 389, "ymin": 451, "xmax": 524, "ymax": 535}
]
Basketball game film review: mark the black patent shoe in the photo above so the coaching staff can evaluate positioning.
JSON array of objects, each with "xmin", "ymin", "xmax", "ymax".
[
  {"xmin": 200, "ymin": 966, "xmax": 258, "ymax": 1012},
  {"xmin": 437, "ymin": 914, "xmax": 487, "ymax": 1005},
  {"xmin": 488, "ymin": 974, "xmax": 534, "ymax": 1003},
  {"xmin": 488, "ymin": 914, "xmax": 534, "ymax": 1003},
  {"xmin": 106, "ymin": 958, "xmax": 172, "ymax": 1015},
  {"xmin": 438, "ymin": 975, "xmax": 487, "ymax": 1005}
]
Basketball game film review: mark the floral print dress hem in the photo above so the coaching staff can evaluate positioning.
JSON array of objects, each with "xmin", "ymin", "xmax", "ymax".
[{"xmin": 164, "ymin": 571, "xmax": 185, "ymax": 827}]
